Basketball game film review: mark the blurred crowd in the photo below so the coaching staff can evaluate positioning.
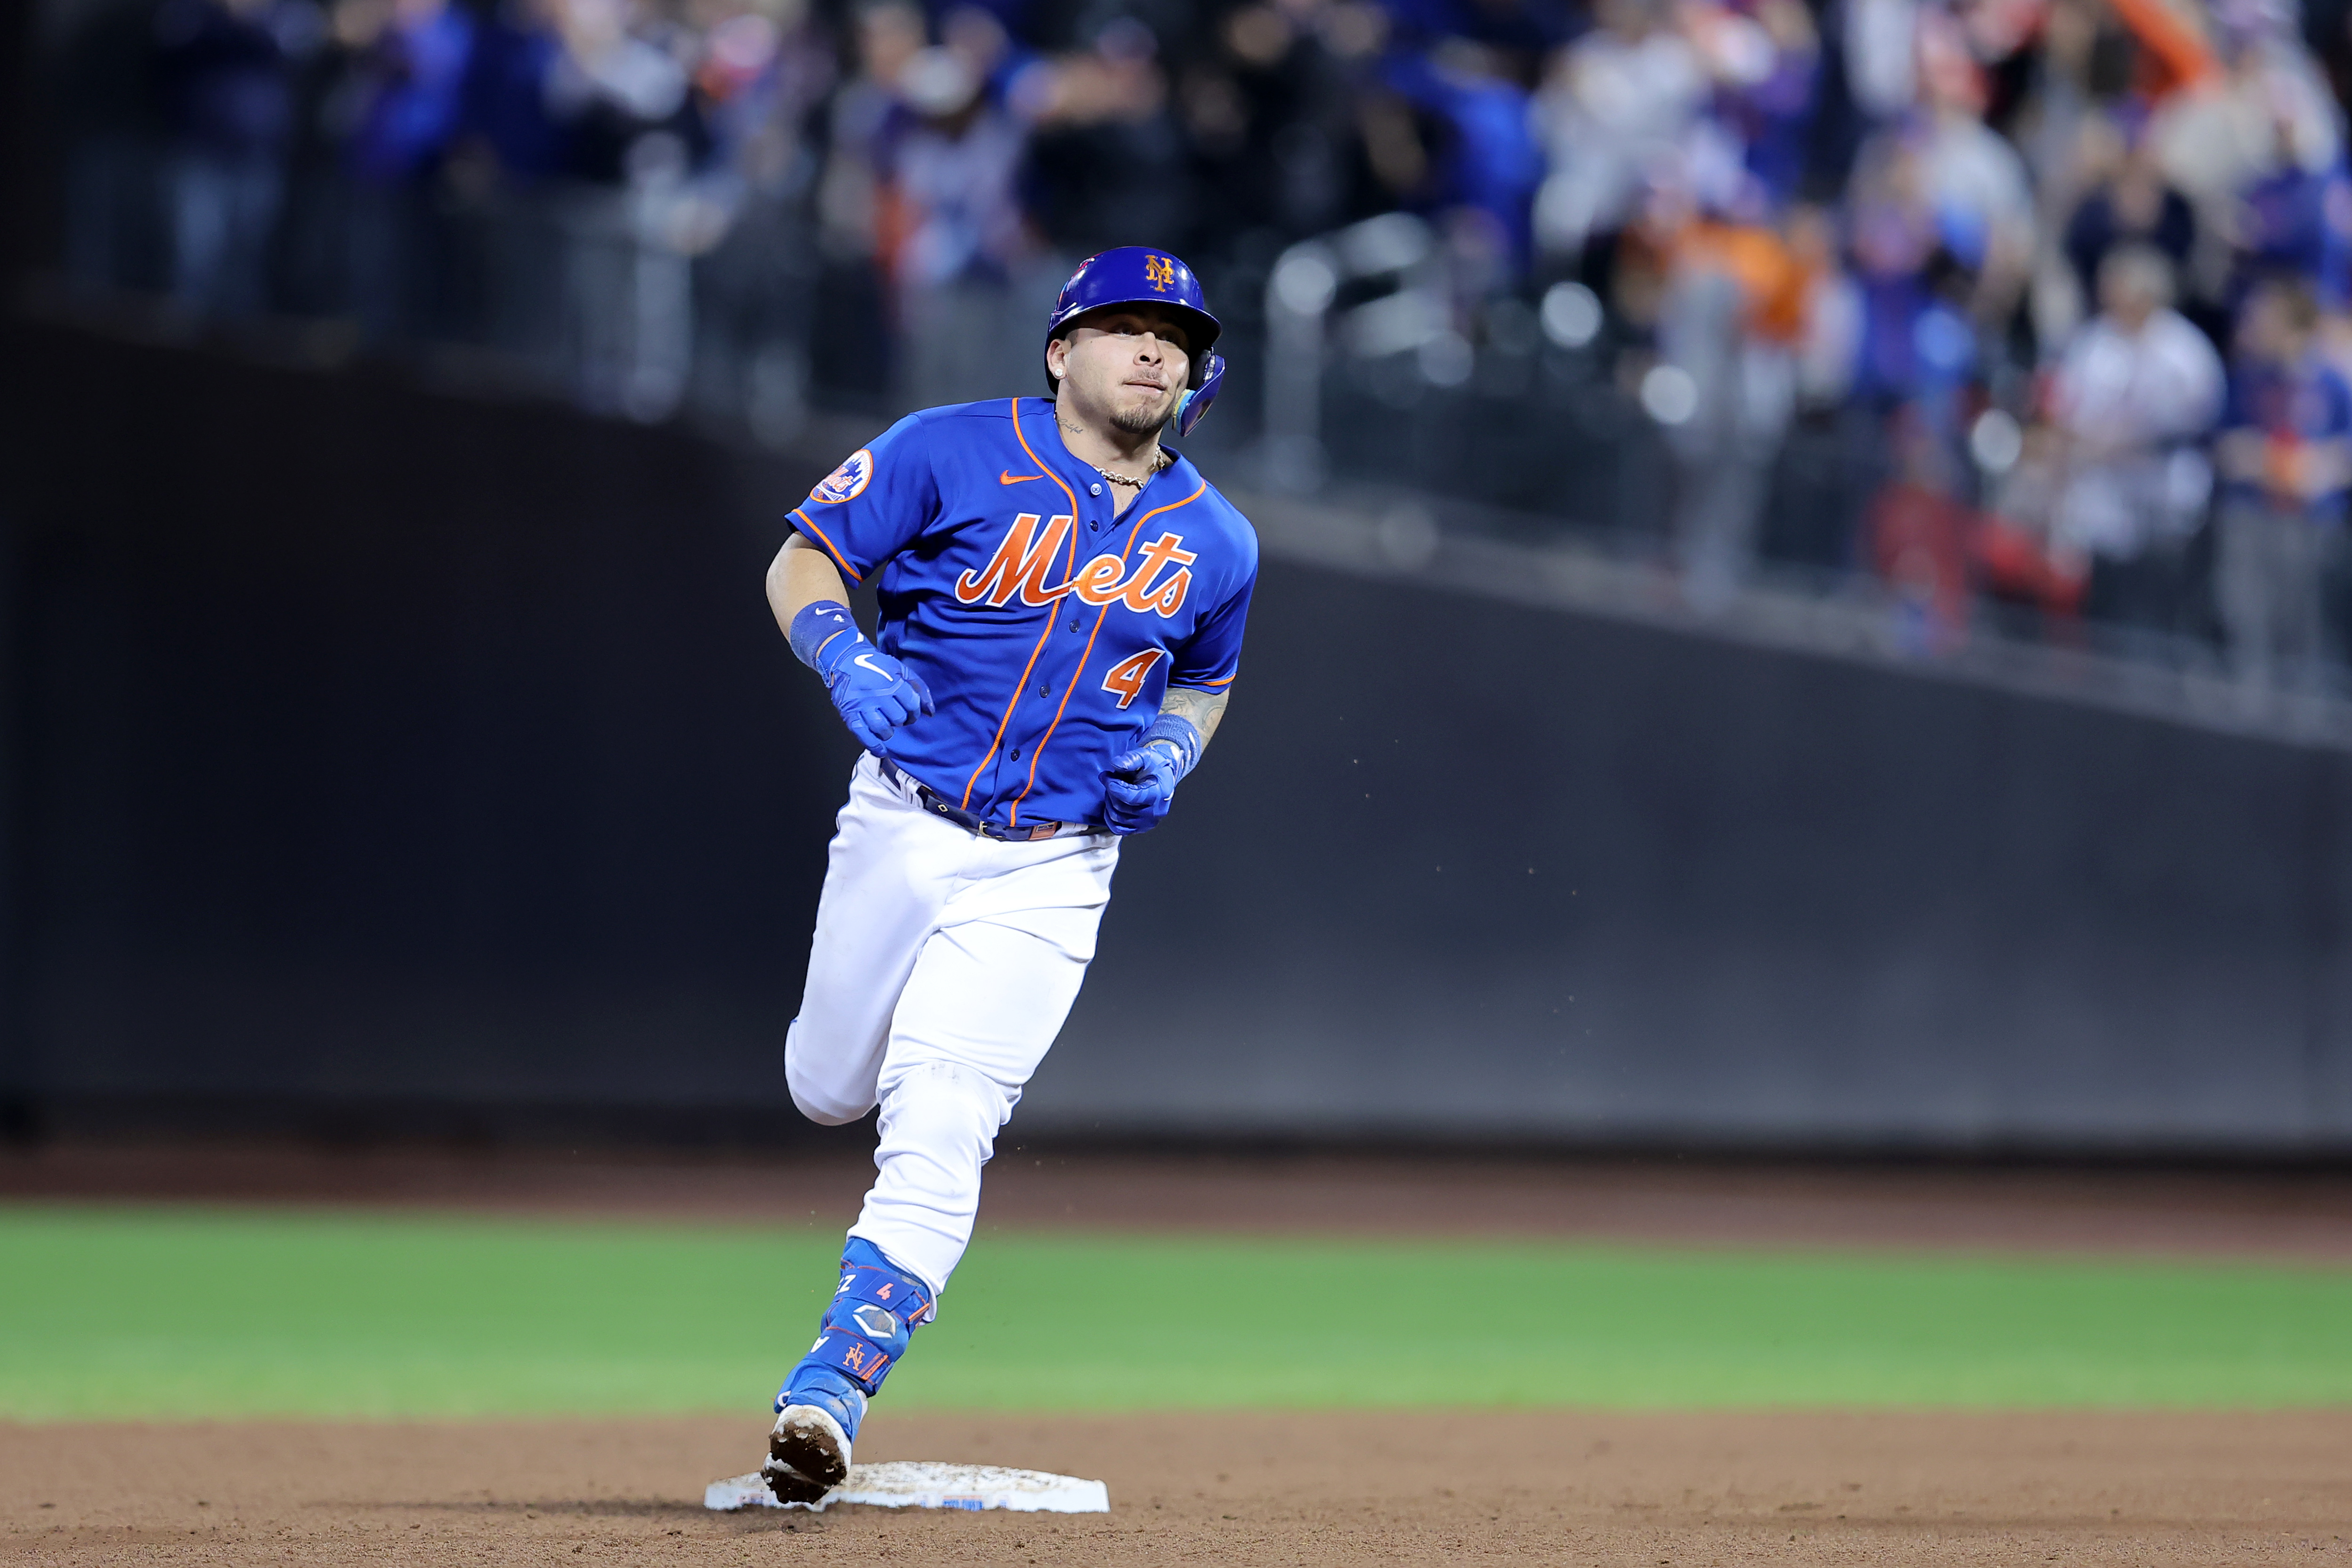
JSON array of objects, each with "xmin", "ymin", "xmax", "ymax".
[
  {"xmin": 50, "ymin": 0, "xmax": 1488, "ymax": 423},
  {"xmin": 1510, "ymin": 0, "xmax": 2352, "ymax": 685},
  {"xmin": 39, "ymin": 0, "xmax": 2352, "ymax": 686}
]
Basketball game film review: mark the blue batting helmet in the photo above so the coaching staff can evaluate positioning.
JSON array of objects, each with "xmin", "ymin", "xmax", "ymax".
[{"xmin": 1043, "ymin": 246, "xmax": 1226, "ymax": 437}]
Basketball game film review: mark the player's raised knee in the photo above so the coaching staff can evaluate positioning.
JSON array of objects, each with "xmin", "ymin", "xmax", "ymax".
[{"xmin": 787, "ymin": 1059, "xmax": 875, "ymax": 1127}]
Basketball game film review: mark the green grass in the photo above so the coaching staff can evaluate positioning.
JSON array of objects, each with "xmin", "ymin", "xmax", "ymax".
[{"xmin": 2, "ymin": 1204, "xmax": 2348, "ymax": 1420}]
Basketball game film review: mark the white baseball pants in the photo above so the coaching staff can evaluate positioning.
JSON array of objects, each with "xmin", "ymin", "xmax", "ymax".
[{"xmin": 787, "ymin": 753, "xmax": 1119, "ymax": 1301}]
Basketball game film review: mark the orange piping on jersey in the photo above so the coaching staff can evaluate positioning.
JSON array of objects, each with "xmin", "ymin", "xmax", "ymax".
[
  {"xmin": 1006, "ymin": 505, "xmax": 1158, "ymax": 820},
  {"xmin": 962, "ymin": 398, "xmax": 1085, "ymax": 812},
  {"xmin": 792, "ymin": 508, "xmax": 863, "ymax": 584},
  {"xmin": 1008, "ymin": 478, "xmax": 1210, "ymax": 823},
  {"xmin": 1168, "ymin": 671, "xmax": 1236, "ymax": 687}
]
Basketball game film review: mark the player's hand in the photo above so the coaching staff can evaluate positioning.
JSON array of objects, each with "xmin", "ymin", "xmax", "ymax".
[
  {"xmin": 1103, "ymin": 741, "xmax": 1182, "ymax": 835},
  {"xmin": 824, "ymin": 645, "xmax": 933, "ymax": 752},
  {"xmin": 794, "ymin": 604, "xmax": 933, "ymax": 752}
]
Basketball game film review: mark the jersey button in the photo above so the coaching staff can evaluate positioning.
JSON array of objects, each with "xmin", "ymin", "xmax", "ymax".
[
  {"xmin": 1008, "ymin": 746, "xmax": 1021, "ymax": 760},
  {"xmin": 1088, "ymin": 482, "xmax": 1103, "ymax": 496}
]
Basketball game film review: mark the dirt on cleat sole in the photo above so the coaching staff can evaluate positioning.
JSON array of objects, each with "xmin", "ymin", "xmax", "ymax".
[
  {"xmin": 765, "ymin": 1406, "xmax": 850, "ymax": 1503},
  {"xmin": 759, "ymin": 1455, "xmax": 831, "ymax": 1506}
]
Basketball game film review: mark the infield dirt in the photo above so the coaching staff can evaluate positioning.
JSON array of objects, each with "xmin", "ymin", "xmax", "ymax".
[{"xmin": 6, "ymin": 1409, "xmax": 2352, "ymax": 1567}]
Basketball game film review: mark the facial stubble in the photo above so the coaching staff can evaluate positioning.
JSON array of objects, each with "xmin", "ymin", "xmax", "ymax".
[{"xmin": 1111, "ymin": 396, "xmax": 1175, "ymax": 436}]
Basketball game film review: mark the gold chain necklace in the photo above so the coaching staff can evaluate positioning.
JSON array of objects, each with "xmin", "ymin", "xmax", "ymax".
[
  {"xmin": 1059, "ymin": 418, "xmax": 1171, "ymax": 489},
  {"xmin": 1092, "ymin": 452, "xmax": 1171, "ymax": 489}
]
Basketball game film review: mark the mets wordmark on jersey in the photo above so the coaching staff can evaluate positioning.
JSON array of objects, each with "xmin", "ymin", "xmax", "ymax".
[{"xmin": 788, "ymin": 397, "xmax": 1258, "ymax": 830}]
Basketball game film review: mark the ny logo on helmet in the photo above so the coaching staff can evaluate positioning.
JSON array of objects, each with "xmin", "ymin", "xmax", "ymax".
[{"xmin": 1144, "ymin": 255, "xmax": 1176, "ymax": 292}]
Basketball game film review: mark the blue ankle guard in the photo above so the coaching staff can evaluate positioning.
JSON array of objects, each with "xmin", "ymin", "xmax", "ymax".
[{"xmin": 777, "ymin": 1239, "xmax": 934, "ymax": 1415}]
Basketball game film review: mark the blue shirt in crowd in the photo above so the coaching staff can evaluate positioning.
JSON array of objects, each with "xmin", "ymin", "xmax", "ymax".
[{"xmin": 2222, "ymin": 354, "xmax": 2352, "ymax": 525}]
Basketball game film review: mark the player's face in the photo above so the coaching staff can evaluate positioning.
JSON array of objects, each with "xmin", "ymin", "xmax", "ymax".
[{"xmin": 1054, "ymin": 307, "xmax": 1193, "ymax": 435}]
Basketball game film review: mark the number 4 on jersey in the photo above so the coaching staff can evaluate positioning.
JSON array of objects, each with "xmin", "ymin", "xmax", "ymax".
[{"xmin": 1100, "ymin": 649, "xmax": 1166, "ymax": 709}]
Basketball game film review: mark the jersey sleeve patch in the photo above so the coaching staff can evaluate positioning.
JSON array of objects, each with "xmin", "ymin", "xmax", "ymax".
[
  {"xmin": 789, "ymin": 414, "xmax": 935, "ymax": 582},
  {"xmin": 812, "ymin": 448, "xmax": 874, "ymax": 504}
]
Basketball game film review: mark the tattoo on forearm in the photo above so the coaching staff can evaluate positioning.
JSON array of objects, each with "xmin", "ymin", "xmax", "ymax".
[{"xmin": 1160, "ymin": 685, "xmax": 1230, "ymax": 748}]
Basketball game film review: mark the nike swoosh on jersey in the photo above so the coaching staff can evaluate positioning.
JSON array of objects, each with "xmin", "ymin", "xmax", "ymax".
[{"xmin": 999, "ymin": 470, "xmax": 1043, "ymax": 484}]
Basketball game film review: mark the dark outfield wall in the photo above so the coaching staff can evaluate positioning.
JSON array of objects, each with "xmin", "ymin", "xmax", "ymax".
[{"xmin": 3, "ymin": 324, "xmax": 2348, "ymax": 1152}]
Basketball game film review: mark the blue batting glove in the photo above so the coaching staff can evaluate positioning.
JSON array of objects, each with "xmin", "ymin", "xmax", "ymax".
[
  {"xmin": 1103, "ymin": 713, "xmax": 1202, "ymax": 835},
  {"xmin": 791, "ymin": 601, "xmax": 933, "ymax": 753},
  {"xmin": 1104, "ymin": 745, "xmax": 1179, "ymax": 834}
]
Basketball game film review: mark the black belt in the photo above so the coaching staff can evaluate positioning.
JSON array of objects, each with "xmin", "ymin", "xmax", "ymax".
[{"xmin": 878, "ymin": 758, "xmax": 1087, "ymax": 841}]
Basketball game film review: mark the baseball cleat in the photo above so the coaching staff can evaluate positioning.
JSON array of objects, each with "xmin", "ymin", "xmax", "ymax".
[
  {"xmin": 761, "ymin": 1238, "xmax": 938, "ymax": 1505},
  {"xmin": 762, "ymin": 1402, "xmax": 852, "ymax": 1504}
]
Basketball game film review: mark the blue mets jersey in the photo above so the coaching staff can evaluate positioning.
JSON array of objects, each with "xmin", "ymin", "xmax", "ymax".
[{"xmin": 788, "ymin": 397, "xmax": 1258, "ymax": 830}]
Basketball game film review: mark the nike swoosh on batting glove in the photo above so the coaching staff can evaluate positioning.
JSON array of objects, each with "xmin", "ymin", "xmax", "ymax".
[{"xmin": 790, "ymin": 600, "xmax": 934, "ymax": 752}]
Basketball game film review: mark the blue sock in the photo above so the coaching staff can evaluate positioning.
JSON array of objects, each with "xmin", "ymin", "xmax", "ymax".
[{"xmin": 774, "ymin": 1238, "xmax": 934, "ymax": 1441}]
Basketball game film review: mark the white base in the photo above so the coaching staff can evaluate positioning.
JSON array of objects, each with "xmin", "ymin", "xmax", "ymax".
[{"xmin": 705, "ymin": 1463, "xmax": 1110, "ymax": 1514}]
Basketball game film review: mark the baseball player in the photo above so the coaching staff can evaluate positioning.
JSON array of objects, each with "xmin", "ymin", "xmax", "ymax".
[{"xmin": 755, "ymin": 247, "xmax": 1257, "ymax": 1502}]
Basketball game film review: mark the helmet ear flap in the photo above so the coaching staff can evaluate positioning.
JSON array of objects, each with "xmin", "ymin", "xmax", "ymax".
[{"xmin": 1174, "ymin": 351, "xmax": 1225, "ymax": 437}]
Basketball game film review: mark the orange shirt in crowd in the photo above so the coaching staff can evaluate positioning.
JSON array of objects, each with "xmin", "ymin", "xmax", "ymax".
[
  {"xmin": 1671, "ymin": 218, "xmax": 1813, "ymax": 344},
  {"xmin": 2104, "ymin": 0, "xmax": 2221, "ymax": 100}
]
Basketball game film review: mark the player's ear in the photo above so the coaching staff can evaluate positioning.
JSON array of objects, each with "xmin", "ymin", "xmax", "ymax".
[{"xmin": 1045, "ymin": 335, "xmax": 1068, "ymax": 382}]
